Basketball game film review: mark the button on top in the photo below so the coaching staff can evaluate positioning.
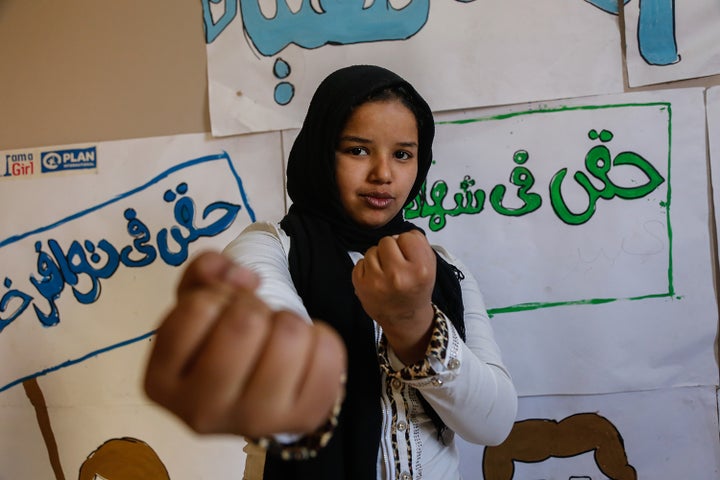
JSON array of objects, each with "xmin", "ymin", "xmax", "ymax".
[
  {"xmin": 391, "ymin": 378, "xmax": 402, "ymax": 390},
  {"xmin": 448, "ymin": 358, "xmax": 460, "ymax": 370}
]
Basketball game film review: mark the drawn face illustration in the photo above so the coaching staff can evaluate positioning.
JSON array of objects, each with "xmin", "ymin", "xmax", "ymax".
[
  {"xmin": 78, "ymin": 437, "xmax": 170, "ymax": 480},
  {"xmin": 512, "ymin": 451, "xmax": 611, "ymax": 480},
  {"xmin": 335, "ymin": 99, "xmax": 419, "ymax": 229}
]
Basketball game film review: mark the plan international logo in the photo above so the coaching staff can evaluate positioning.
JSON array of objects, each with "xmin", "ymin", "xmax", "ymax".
[
  {"xmin": 41, "ymin": 147, "xmax": 97, "ymax": 173},
  {"xmin": 2, "ymin": 146, "xmax": 97, "ymax": 179}
]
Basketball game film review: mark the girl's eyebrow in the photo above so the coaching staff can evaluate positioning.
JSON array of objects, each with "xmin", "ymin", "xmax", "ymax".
[
  {"xmin": 338, "ymin": 136, "xmax": 418, "ymax": 148},
  {"xmin": 338, "ymin": 135, "xmax": 371, "ymax": 144}
]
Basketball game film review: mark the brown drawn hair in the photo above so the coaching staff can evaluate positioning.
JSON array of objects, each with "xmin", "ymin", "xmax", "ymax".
[{"xmin": 482, "ymin": 413, "xmax": 637, "ymax": 480}]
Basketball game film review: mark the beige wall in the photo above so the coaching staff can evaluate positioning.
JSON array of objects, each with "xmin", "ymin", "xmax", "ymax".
[{"xmin": 0, "ymin": 0, "xmax": 209, "ymax": 150}]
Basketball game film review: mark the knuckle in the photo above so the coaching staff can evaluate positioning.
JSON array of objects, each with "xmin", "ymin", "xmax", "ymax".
[
  {"xmin": 179, "ymin": 290, "xmax": 223, "ymax": 318},
  {"xmin": 184, "ymin": 407, "xmax": 220, "ymax": 434},
  {"xmin": 273, "ymin": 310, "xmax": 309, "ymax": 335},
  {"xmin": 143, "ymin": 370, "xmax": 175, "ymax": 406},
  {"xmin": 143, "ymin": 378, "xmax": 164, "ymax": 404},
  {"xmin": 224, "ymin": 299, "xmax": 268, "ymax": 335}
]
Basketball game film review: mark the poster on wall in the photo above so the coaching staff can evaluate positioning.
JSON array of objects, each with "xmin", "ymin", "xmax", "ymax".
[
  {"xmin": 416, "ymin": 87, "xmax": 717, "ymax": 396},
  {"xmin": 0, "ymin": 339, "xmax": 248, "ymax": 479},
  {"xmin": 203, "ymin": 0, "xmax": 625, "ymax": 136},
  {"xmin": 624, "ymin": 0, "xmax": 720, "ymax": 87},
  {"xmin": 457, "ymin": 386, "xmax": 720, "ymax": 479},
  {"xmin": 709, "ymin": 86, "xmax": 720, "ymax": 246},
  {"xmin": 0, "ymin": 132, "xmax": 286, "ymax": 478}
]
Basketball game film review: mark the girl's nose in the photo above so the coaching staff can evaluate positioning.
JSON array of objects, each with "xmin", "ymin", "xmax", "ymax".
[{"xmin": 368, "ymin": 155, "xmax": 392, "ymax": 183}]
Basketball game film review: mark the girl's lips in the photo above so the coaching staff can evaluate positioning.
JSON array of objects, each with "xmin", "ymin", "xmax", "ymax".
[{"xmin": 361, "ymin": 193, "xmax": 394, "ymax": 209}]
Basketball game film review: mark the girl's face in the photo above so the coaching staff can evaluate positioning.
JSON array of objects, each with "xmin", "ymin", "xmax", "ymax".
[{"xmin": 335, "ymin": 99, "xmax": 419, "ymax": 229}]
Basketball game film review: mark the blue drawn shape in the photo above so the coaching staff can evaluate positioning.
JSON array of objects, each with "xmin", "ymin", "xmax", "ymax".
[
  {"xmin": 274, "ymin": 82, "xmax": 295, "ymax": 105},
  {"xmin": 0, "ymin": 152, "xmax": 256, "ymax": 393},
  {"xmin": 44, "ymin": 239, "xmax": 121, "ymax": 305},
  {"xmin": 120, "ymin": 209, "xmax": 157, "ymax": 267},
  {"xmin": 201, "ymin": 0, "xmax": 239, "ymax": 43},
  {"xmin": 272, "ymin": 58, "xmax": 295, "ymax": 105},
  {"xmin": 587, "ymin": 0, "xmax": 678, "ymax": 67},
  {"xmin": 273, "ymin": 58, "xmax": 291, "ymax": 79},
  {"xmin": 584, "ymin": 0, "xmax": 630, "ymax": 14},
  {"xmin": 240, "ymin": 0, "xmax": 430, "ymax": 56},
  {"xmin": 0, "ymin": 330, "xmax": 156, "ymax": 394},
  {"xmin": 156, "ymin": 184, "xmax": 243, "ymax": 266},
  {"xmin": 0, "ymin": 278, "xmax": 32, "ymax": 332},
  {"xmin": 637, "ymin": 0, "xmax": 678, "ymax": 66},
  {"xmin": 29, "ymin": 241, "xmax": 64, "ymax": 327}
]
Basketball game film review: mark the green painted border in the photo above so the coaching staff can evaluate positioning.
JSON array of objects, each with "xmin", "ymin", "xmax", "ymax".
[{"xmin": 436, "ymin": 102, "xmax": 674, "ymax": 316}]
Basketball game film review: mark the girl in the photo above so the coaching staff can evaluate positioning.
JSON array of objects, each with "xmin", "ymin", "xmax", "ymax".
[{"xmin": 145, "ymin": 65, "xmax": 517, "ymax": 480}]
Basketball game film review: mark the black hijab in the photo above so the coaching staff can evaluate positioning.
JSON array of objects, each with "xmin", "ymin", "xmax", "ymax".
[{"xmin": 265, "ymin": 65, "xmax": 465, "ymax": 479}]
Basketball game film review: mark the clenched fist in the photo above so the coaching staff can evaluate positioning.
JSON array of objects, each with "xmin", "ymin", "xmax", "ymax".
[
  {"xmin": 351, "ymin": 230, "xmax": 436, "ymax": 364},
  {"xmin": 144, "ymin": 251, "xmax": 346, "ymax": 438}
]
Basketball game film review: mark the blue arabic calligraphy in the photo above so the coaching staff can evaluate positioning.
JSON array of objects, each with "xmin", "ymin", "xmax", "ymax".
[
  {"xmin": 203, "ymin": 0, "xmax": 679, "ymax": 68},
  {"xmin": 202, "ymin": 0, "xmax": 431, "ymax": 52},
  {"xmin": 240, "ymin": 0, "xmax": 429, "ymax": 56},
  {"xmin": 0, "ymin": 277, "xmax": 31, "ymax": 331},
  {"xmin": 0, "ymin": 184, "xmax": 242, "ymax": 334}
]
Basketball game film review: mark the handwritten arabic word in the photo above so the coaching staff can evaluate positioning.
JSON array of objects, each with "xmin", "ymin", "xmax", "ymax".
[
  {"xmin": 549, "ymin": 129, "xmax": 665, "ymax": 225},
  {"xmin": 405, "ymin": 130, "xmax": 665, "ymax": 231},
  {"xmin": 0, "ymin": 183, "xmax": 243, "ymax": 334}
]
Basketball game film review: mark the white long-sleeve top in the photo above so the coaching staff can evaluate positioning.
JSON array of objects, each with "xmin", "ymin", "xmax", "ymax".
[{"xmin": 223, "ymin": 222, "xmax": 517, "ymax": 480}]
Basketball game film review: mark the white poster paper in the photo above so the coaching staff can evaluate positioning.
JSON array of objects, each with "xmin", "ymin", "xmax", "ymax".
[
  {"xmin": 0, "ymin": 132, "xmax": 287, "ymax": 478},
  {"xmin": 204, "ymin": 0, "xmax": 624, "ymax": 136},
  {"xmin": 0, "ymin": 132, "xmax": 286, "ymax": 395},
  {"xmin": 0, "ymin": 340, "xmax": 248, "ymax": 479},
  {"xmin": 457, "ymin": 386, "xmax": 720, "ymax": 479},
  {"xmin": 624, "ymin": 0, "xmax": 720, "ymax": 87},
  {"xmin": 709, "ymin": 87, "xmax": 720, "ymax": 249},
  {"xmin": 422, "ymin": 88, "xmax": 716, "ymax": 396}
]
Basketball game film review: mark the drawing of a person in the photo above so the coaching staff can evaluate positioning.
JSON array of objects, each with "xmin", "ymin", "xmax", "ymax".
[
  {"xmin": 78, "ymin": 437, "xmax": 170, "ymax": 480},
  {"xmin": 482, "ymin": 413, "xmax": 637, "ymax": 480}
]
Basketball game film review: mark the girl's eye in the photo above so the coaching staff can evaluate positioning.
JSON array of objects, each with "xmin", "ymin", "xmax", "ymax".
[
  {"xmin": 348, "ymin": 147, "xmax": 368, "ymax": 156},
  {"xmin": 394, "ymin": 151, "xmax": 412, "ymax": 161}
]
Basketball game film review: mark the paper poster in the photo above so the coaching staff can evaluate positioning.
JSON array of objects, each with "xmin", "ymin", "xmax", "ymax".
[
  {"xmin": 457, "ymin": 386, "xmax": 720, "ymax": 479},
  {"xmin": 624, "ymin": 0, "xmax": 720, "ymax": 87},
  {"xmin": 709, "ymin": 87, "xmax": 720, "ymax": 249},
  {"xmin": 419, "ymin": 88, "xmax": 716, "ymax": 396},
  {"xmin": 204, "ymin": 0, "xmax": 624, "ymax": 136},
  {"xmin": 0, "ymin": 132, "xmax": 286, "ymax": 395},
  {"xmin": 0, "ymin": 340, "xmax": 248, "ymax": 479},
  {"xmin": 0, "ymin": 132, "xmax": 286, "ymax": 479}
]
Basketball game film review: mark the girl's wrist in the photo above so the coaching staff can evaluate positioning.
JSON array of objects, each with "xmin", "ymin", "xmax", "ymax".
[{"xmin": 381, "ymin": 303, "xmax": 434, "ymax": 364}]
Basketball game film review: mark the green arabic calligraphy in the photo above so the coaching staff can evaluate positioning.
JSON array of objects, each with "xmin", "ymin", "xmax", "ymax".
[
  {"xmin": 405, "ymin": 175, "xmax": 485, "ymax": 231},
  {"xmin": 405, "ymin": 131, "xmax": 666, "ymax": 230},
  {"xmin": 489, "ymin": 150, "xmax": 542, "ymax": 216},
  {"xmin": 549, "ymin": 129, "xmax": 665, "ymax": 225}
]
